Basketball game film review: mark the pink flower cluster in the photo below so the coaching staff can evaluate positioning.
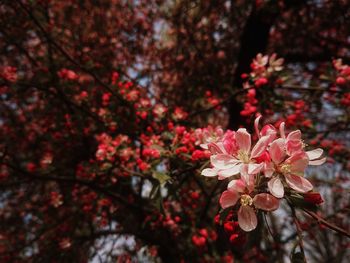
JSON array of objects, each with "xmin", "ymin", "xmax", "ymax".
[{"xmin": 201, "ymin": 116, "xmax": 326, "ymax": 232}]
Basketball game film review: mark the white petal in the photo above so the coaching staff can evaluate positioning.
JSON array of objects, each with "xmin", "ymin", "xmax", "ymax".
[
  {"xmin": 248, "ymin": 163, "xmax": 264, "ymax": 175},
  {"xmin": 306, "ymin": 148, "xmax": 323, "ymax": 160},
  {"xmin": 201, "ymin": 168, "xmax": 218, "ymax": 177},
  {"xmin": 309, "ymin": 157, "xmax": 327, "ymax": 165},
  {"xmin": 267, "ymin": 177, "xmax": 284, "ymax": 198},
  {"xmin": 200, "ymin": 143, "xmax": 208, "ymax": 150},
  {"xmin": 210, "ymin": 154, "xmax": 239, "ymax": 169},
  {"xmin": 218, "ymin": 164, "xmax": 241, "ymax": 177}
]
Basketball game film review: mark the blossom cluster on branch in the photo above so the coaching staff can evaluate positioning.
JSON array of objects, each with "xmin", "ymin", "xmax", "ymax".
[{"xmin": 201, "ymin": 116, "xmax": 326, "ymax": 231}]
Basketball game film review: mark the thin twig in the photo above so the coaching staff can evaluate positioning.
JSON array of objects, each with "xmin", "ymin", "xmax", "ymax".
[{"xmin": 301, "ymin": 208, "xmax": 350, "ymax": 238}]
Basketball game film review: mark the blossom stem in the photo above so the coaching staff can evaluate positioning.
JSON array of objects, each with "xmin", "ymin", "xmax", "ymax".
[{"xmin": 290, "ymin": 204, "xmax": 307, "ymax": 263}]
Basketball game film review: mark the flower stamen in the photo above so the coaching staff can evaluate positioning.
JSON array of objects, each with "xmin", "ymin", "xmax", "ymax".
[
  {"xmin": 237, "ymin": 150, "xmax": 250, "ymax": 164},
  {"xmin": 280, "ymin": 164, "xmax": 291, "ymax": 174},
  {"xmin": 240, "ymin": 194, "xmax": 253, "ymax": 206}
]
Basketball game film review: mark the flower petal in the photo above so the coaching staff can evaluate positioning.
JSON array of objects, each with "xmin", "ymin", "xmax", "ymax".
[
  {"xmin": 269, "ymin": 138, "xmax": 286, "ymax": 164},
  {"xmin": 208, "ymin": 142, "xmax": 224, "ymax": 154},
  {"xmin": 253, "ymin": 193, "xmax": 280, "ymax": 211},
  {"xmin": 219, "ymin": 190, "xmax": 239, "ymax": 209},
  {"xmin": 306, "ymin": 148, "xmax": 323, "ymax": 160},
  {"xmin": 264, "ymin": 162, "xmax": 275, "ymax": 178},
  {"xmin": 238, "ymin": 206, "xmax": 257, "ymax": 232},
  {"xmin": 201, "ymin": 168, "xmax": 218, "ymax": 177},
  {"xmin": 287, "ymin": 130, "xmax": 301, "ymax": 141},
  {"xmin": 254, "ymin": 115, "xmax": 262, "ymax": 137},
  {"xmin": 309, "ymin": 157, "xmax": 327, "ymax": 165},
  {"xmin": 285, "ymin": 174, "xmax": 313, "ymax": 193},
  {"xmin": 267, "ymin": 177, "xmax": 284, "ymax": 198},
  {"xmin": 248, "ymin": 163, "xmax": 264, "ymax": 174},
  {"xmin": 235, "ymin": 128, "xmax": 251, "ymax": 153},
  {"xmin": 240, "ymin": 164, "xmax": 255, "ymax": 192},
  {"xmin": 223, "ymin": 133, "xmax": 238, "ymax": 155},
  {"xmin": 218, "ymin": 164, "xmax": 241, "ymax": 177},
  {"xmin": 285, "ymin": 130, "xmax": 303, "ymax": 155},
  {"xmin": 261, "ymin": 124, "xmax": 277, "ymax": 139},
  {"xmin": 210, "ymin": 154, "xmax": 239, "ymax": 169},
  {"xmin": 279, "ymin": 122, "xmax": 286, "ymax": 139},
  {"xmin": 228, "ymin": 179, "xmax": 246, "ymax": 193},
  {"xmin": 286, "ymin": 152, "xmax": 308, "ymax": 174},
  {"xmin": 251, "ymin": 135, "xmax": 270, "ymax": 159}
]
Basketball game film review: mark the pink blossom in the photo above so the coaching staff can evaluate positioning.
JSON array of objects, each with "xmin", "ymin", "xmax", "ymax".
[
  {"xmin": 265, "ymin": 127, "xmax": 326, "ymax": 198},
  {"xmin": 279, "ymin": 122, "xmax": 326, "ymax": 164},
  {"xmin": 196, "ymin": 126, "xmax": 224, "ymax": 149},
  {"xmin": 267, "ymin": 147, "xmax": 312, "ymax": 198},
  {"xmin": 202, "ymin": 128, "xmax": 272, "ymax": 188},
  {"xmin": 220, "ymin": 179, "xmax": 279, "ymax": 232}
]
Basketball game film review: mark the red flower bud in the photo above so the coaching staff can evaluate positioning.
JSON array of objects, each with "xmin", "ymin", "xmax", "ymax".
[
  {"xmin": 192, "ymin": 235, "xmax": 206, "ymax": 247},
  {"xmin": 336, "ymin": 77, "xmax": 346, "ymax": 85},
  {"xmin": 255, "ymin": 77, "xmax": 268, "ymax": 87},
  {"xmin": 304, "ymin": 192, "xmax": 324, "ymax": 205},
  {"xmin": 199, "ymin": 228, "xmax": 208, "ymax": 238}
]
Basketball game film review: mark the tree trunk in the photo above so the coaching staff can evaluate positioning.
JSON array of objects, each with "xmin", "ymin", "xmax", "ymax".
[{"xmin": 227, "ymin": 4, "xmax": 278, "ymax": 130}]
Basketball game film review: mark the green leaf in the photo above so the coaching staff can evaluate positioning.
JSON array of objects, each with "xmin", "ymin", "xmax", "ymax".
[
  {"xmin": 150, "ymin": 144, "xmax": 165, "ymax": 151},
  {"xmin": 152, "ymin": 172, "xmax": 171, "ymax": 185},
  {"xmin": 149, "ymin": 184, "xmax": 160, "ymax": 200},
  {"xmin": 154, "ymin": 195, "xmax": 165, "ymax": 215},
  {"xmin": 149, "ymin": 184, "xmax": 165, "ymax": 215}
]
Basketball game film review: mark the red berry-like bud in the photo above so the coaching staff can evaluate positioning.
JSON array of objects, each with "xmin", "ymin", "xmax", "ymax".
[
  {"xmin": 336, "ymin": 77, "xmax": 346, "ymax": 85},
  {"xmin": 199, "ymin": 228, "xmax": 208, "ymax": 238},
  {"xmin": 304, "ymin": 192, "xmax": 324, "ymax": 205}
]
